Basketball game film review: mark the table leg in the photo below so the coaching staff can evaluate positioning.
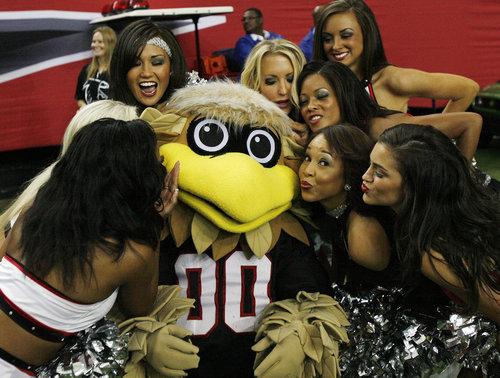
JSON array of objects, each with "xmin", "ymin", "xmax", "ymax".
[{"xmin": 191, "ymin": 15, "xmax": 202, "ymax": 73}]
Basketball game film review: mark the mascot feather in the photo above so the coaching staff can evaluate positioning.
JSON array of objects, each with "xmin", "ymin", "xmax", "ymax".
[{"xmin": 129, "ymin": 80, "xmax": 349, "ymax": 378}]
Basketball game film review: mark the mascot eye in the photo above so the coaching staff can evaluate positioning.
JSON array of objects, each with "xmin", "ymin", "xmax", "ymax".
[
  {"xmin": 189, "ymin": 118, "xmax": 230, "ymax": 154},
  {"xmin": 244, "ymin": 128, "xmax": 281, "ymax": 167}
]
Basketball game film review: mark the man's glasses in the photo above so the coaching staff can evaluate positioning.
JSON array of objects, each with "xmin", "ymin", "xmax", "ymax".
[{"xmin": 241, "ymin": 16, "xmax": 258, "ymax": 22}]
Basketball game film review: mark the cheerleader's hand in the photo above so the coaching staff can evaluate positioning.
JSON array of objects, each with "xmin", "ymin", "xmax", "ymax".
[
  {"xmin": 290, "ymin": 121, "xmax": 309, "ymax": 147},
  {"xmin": 158, "ymin": 160, "xmax": 180, "ymax": 218}
]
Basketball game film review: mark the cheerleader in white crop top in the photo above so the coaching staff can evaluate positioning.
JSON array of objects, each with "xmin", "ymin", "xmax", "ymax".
[
  {"xmin": 0, "ymin": 254, "xmax": 118, "ymax": 377},
  {"xmin": 0, "ymin": 119, "xmax": 180, "ymax": 376},
  {"xmin": 0, "ymin": 254, "xmax": 118, "ymax": 335}
]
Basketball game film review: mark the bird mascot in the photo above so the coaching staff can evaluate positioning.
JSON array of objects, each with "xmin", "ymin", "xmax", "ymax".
[{"xmin": 119, "ymin": 80, "xmax": 349, "ymax": 378}]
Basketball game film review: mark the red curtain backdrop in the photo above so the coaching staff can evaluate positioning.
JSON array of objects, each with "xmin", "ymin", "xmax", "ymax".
[{"xmin": 1, "ymin": 0, "xmax": 499, "ymax": 151}]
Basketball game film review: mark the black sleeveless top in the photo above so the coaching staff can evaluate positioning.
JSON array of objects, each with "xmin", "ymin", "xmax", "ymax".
[{"xmin": 307, "ymin": 206, "xmax": 451, "ymax": 317}]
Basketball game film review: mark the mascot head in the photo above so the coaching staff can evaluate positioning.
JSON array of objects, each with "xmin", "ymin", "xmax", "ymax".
[{"xmin": 142, "ymin": 80, "xmax": 308, "ymax": 260}]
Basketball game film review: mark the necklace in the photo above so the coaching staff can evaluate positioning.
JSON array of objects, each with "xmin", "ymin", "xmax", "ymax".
[{"xmin": 327, "ymin": 201, "xmax": 349, "ymax": 219}]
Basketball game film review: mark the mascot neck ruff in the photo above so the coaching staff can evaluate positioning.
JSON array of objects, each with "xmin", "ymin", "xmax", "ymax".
[{"xmin": 140, "ymin": 81, "xmax": 349, "ymax": 378}]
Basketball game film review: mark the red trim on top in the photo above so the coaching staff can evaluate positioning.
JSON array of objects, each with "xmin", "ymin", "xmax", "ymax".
[
  {"xmin": 4, "ymin": 254, "xmax": 86, "ymax": 305},
  {"xmin": 442, "ymin": 271, "xmax": 498, "ymax": 306},
  {"xmin": 367, "ymin": 82, "xmax": 376, "ymax": 103},
  {"xmin": 15, "ymin": 365, "xmax": 36, "ymax": 376},
  {"xmin": 0, "ymin": 288, "xmax": 75, "ymax": 336},
  {"xmin": 365, "ymin": 82, "xmax": 414, "ymax": 116},
  {"xmin": 440, "ymin": 286, "xmax": 465, "ymax": 305}
]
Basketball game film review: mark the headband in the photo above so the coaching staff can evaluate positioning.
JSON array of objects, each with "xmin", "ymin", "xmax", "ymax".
[{"xmin": 147, "ymin": 37, "xmax": 172, "ymax": 58}]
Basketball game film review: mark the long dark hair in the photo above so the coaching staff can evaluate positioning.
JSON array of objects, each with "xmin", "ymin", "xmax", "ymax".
[
  {"xmin": 378, "ymin": 124, "xmax": 500, "ymax": 311},
  {"xmin": 309, "ymin": 124, "xmax": 393, "ymax": 224},
  {"xmin": 110, "ymin": 19, "xmax": 187, "ymax": 113},
  {"xmin": 312, "ymin": 0, "xmax": 390, "ymax": 82},
  {"xmin": 20, "ymin": 119, "xmax": 166, "ymax": 289},
  {"xmin": 297, "ymin": 60, "xmax": 395, "ymax": 131},
  {"xmin": 309, "ymin": 124, "xmax": 374, "ymax": 215}
]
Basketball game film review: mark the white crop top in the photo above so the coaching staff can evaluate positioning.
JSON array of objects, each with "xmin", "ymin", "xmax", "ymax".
[{"xmin": 0, "ymin": 254, "xmax": 118, "ymax": 334}]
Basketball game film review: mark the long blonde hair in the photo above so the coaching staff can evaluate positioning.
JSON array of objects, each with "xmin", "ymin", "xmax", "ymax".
[
  {"xmin": 0, "ymin": 100, "xmax": 138, "ymax": 231},
  {"xmin": 87, "ymin": 26, "xmax": 117, "ymax": 80},
  {"xmin": 241, "ymin": 39, "xmax": 306, "ymax": 115}
]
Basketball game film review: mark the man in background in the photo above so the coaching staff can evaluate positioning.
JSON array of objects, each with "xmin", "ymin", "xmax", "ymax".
[
  {"xmin": 300, "ymin": 5, "xmax": 324, "ymax": 62},
  {"xmin": 231, "ymin": 8, "xmax": 283, "ymax": 71}
]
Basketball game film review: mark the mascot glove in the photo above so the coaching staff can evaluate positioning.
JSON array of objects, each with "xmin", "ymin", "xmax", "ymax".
[
  {"xmin": 253, "ymin": 333, "xmax": 305, "ymax": 378},
  {"xmin": 146, "ymin": 324, "xmax": 200, "ymax": 377},
  {"xmin": 107, "ymin": 285, "xmax": 196, "ymax": 377},
  {"xmin": 253, "ymin": 291, "xmax": 350, "ymax": 378}
]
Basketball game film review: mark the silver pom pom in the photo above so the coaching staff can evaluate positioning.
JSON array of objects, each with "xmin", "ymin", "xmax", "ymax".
[
  {"xmin": 185, "ymin": 71, "xmax": 208, "ymax": 87},
  {"xmin": 36, "ymin": 318, "xmax": 129, "ymax": 377}
]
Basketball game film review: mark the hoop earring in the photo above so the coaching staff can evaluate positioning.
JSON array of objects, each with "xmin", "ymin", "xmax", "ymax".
[{"xmin": 344, "ymin": 184, "xmax": 351, "ymax": 192}]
